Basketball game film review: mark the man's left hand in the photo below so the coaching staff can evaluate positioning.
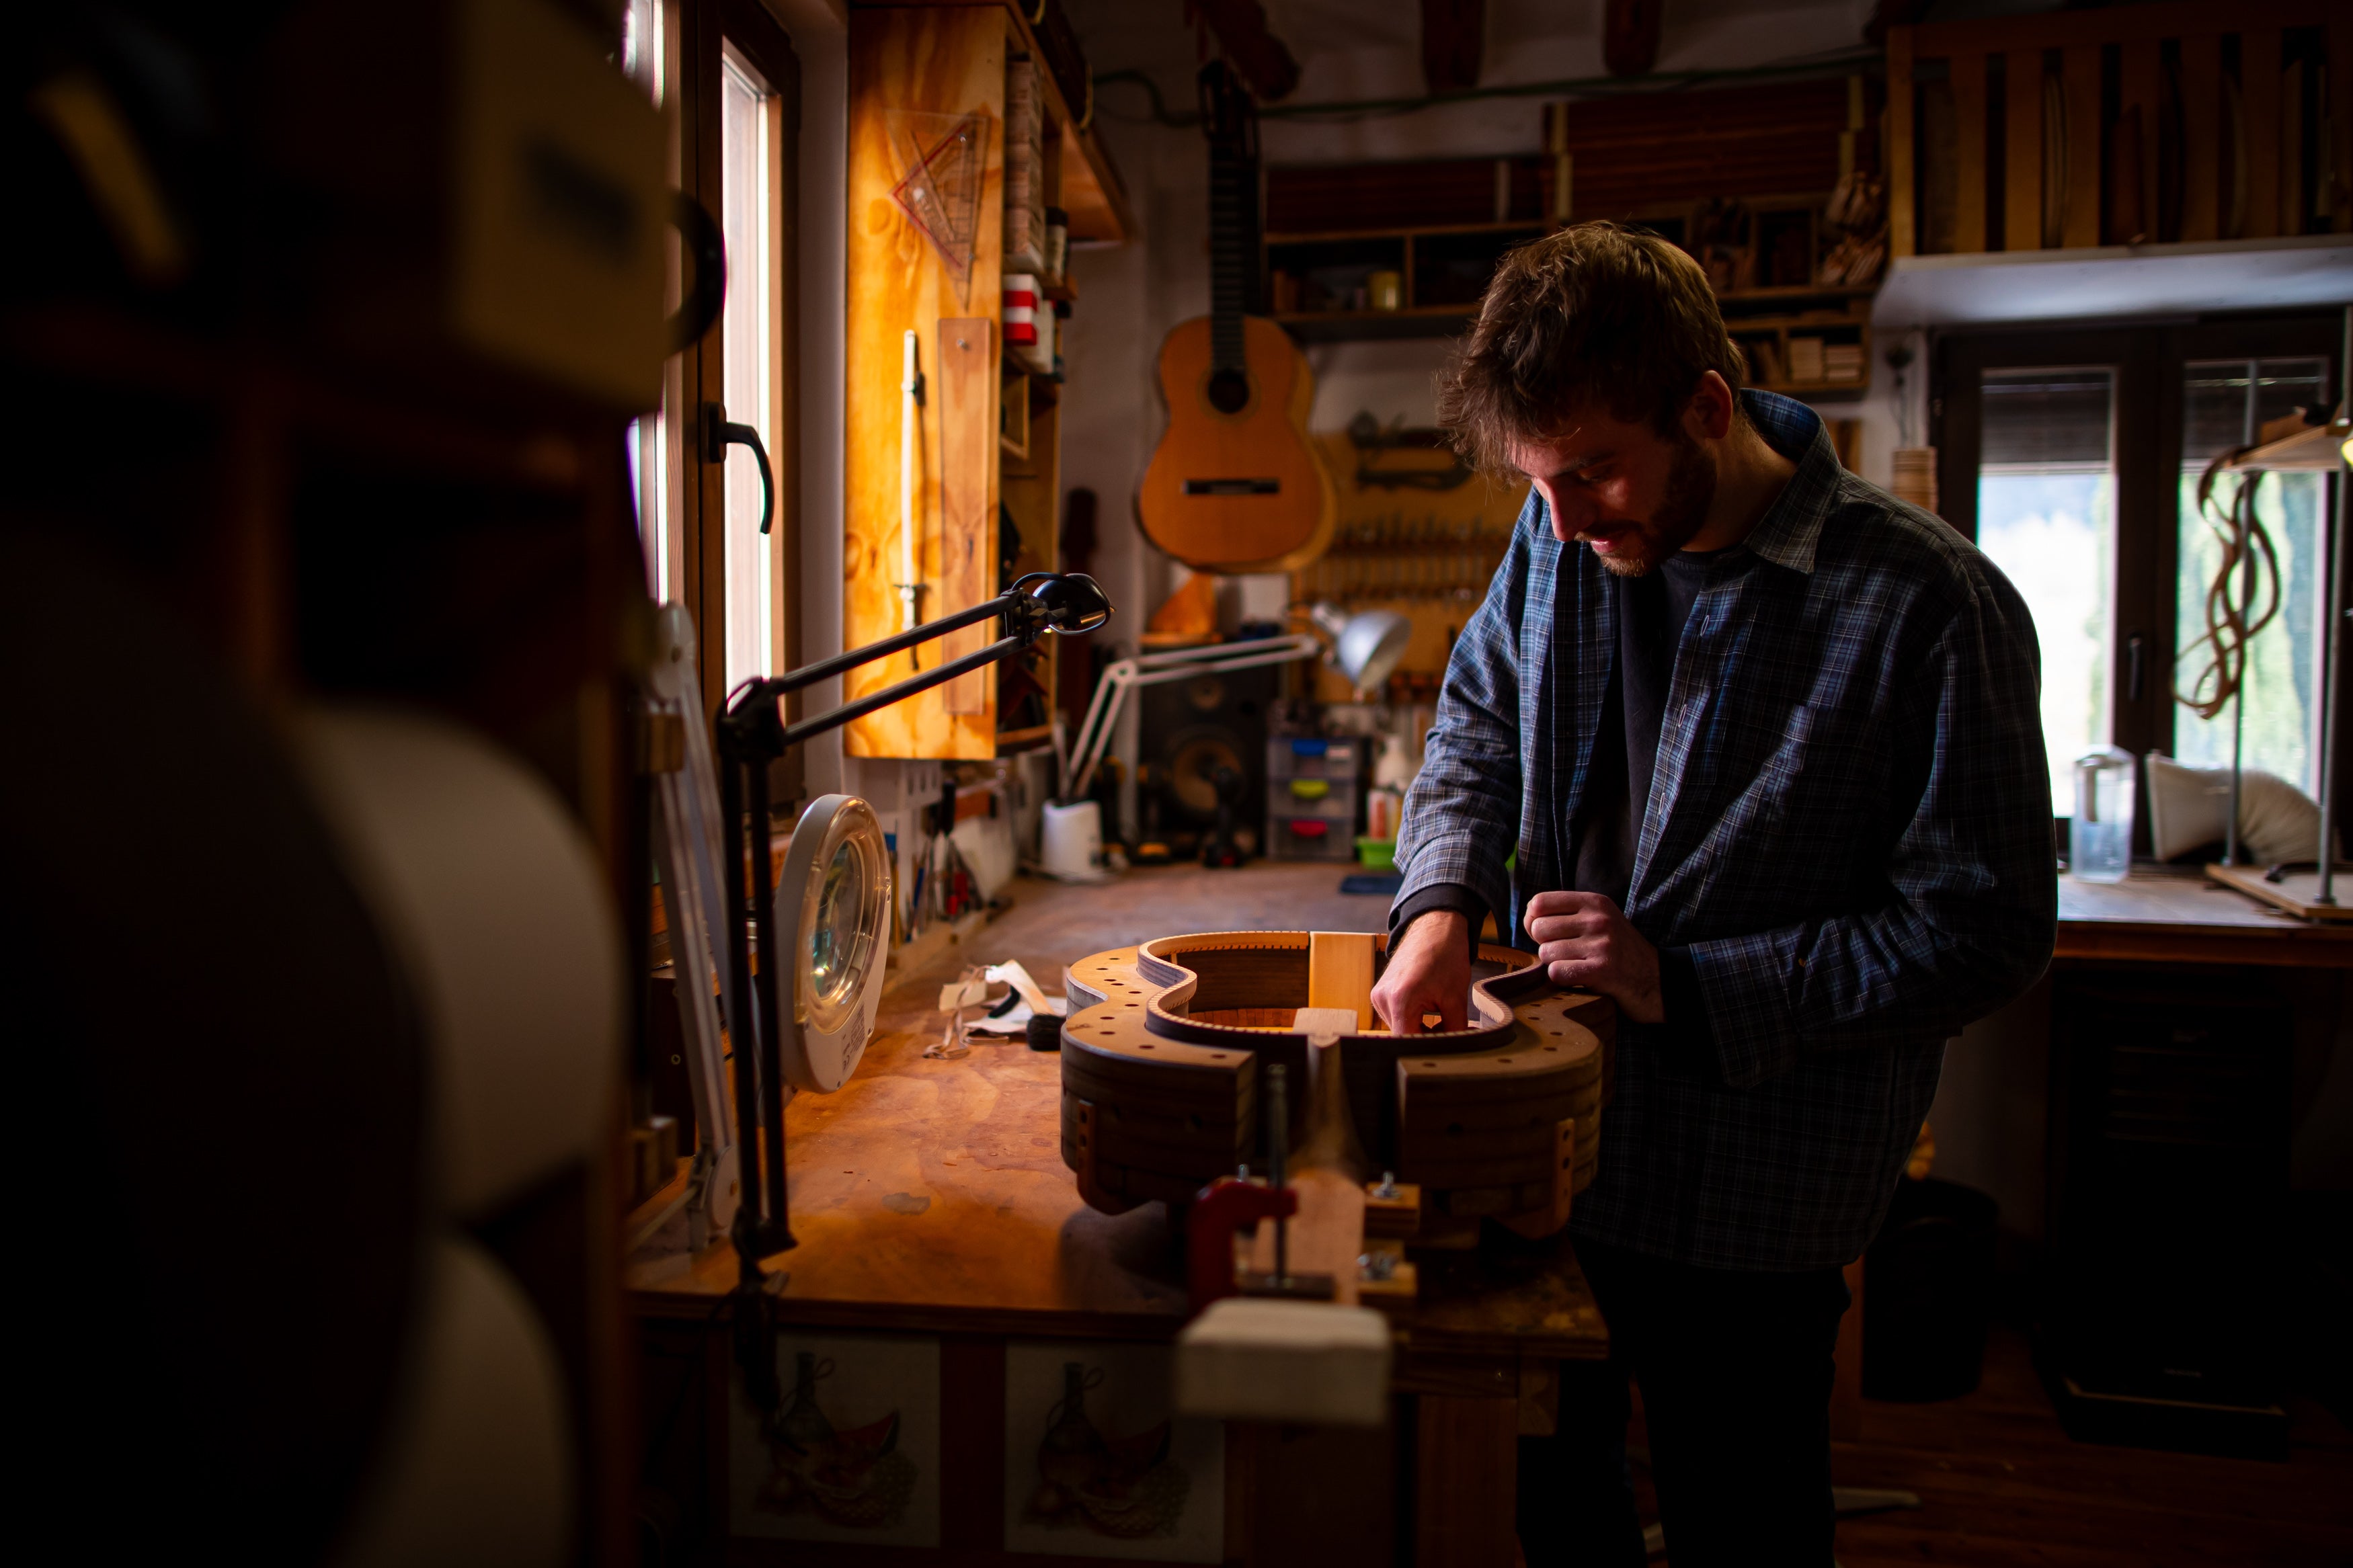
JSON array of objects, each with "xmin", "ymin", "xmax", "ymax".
[{"xmin": 1525, "ymin": 890, "xmax": 1664, "ymax": 1024}]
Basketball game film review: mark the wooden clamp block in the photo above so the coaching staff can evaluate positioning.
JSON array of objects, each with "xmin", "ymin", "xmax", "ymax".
[
  {"xmin": 1307, "ymin": 931, "xmax": 1375, "ymax": 1031},
  {"xmin": 1363, "ymin": 1178, "xmax": 1423, "ymax": 1239},
  {"xmin": 1357, "ymin": 1240, "xmax": 1418, "ymax": 1316}
]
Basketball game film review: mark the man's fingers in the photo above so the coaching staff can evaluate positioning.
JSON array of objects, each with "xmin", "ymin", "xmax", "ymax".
[
  {"xmin": 1523, "ymin": 889, "xmax": 1593, "ymax": 917},
  {"xmin": 1538, "ymin": 936, "xmax": 1608, "ymax": 967},
  {"xmin": 1547, "ymin": 955, "xmax": 1611, "ymax": 990},
  {"xmin": 1527, "ymin": 911, "xmax": 1608, "ymax": 944},
  {"xmin": 1525, "ymin": 889, "xmax": 1618, "ymax": 919},
  {"xmin": 1373, "ymin": 983, "xmax": 1464, "ymax": 1033}
]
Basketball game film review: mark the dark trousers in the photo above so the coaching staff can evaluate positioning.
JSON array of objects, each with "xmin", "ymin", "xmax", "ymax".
[{"xmin": 1517, "ymin": 1235, "xmax": 1852, "ymax": 1568}]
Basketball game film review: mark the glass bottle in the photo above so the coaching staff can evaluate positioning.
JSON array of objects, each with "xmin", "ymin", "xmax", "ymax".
[{"xmin": 2071, "ymin": 747, "xmax": 2135, "ymax": 882}]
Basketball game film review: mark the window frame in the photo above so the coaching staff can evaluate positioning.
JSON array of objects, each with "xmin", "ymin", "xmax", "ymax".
[
  {"xmin": 1933, "ymin": 310, "xmax": 2344, "ymax": 848},
  {"xmin": 631, "ymin": 0, "xmax": 804, "ymax": 747}
]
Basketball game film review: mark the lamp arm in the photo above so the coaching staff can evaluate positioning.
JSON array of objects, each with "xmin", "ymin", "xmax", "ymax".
[
  {"xmin": 1064, "ymin": 634, "xmax": 1322, "ymax": 803},
  {"xmin": 1066, "ymin": 659, "xmax": 1137, "ymax": 802}
]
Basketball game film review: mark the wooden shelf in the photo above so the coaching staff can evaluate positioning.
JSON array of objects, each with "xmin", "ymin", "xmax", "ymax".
[
  {"xmin": 1717, "ymin": 283, "xmax": 1881, "ymax": 304},
  {"xmin": 1757, "ymin": 376, "xmax": 1872, "ymax": 397},
  {"xmin": 994, "ymin": 723, "xmax": 1056, "ymax": 752},
  {"xmin": 2225, "ymin": 418, "xmax": 2350, "ymax": 472},
  {"xmin": 1265, "ymin": 187, "xmax": 1884, "ymax": 347},
  {"xmin": 1273, "ymin": 304, "xmax": 1477, "ymax": 343},
  {"xmin": 1265, "ymin": 218, "xmax": 1552, "ymax": 245}
]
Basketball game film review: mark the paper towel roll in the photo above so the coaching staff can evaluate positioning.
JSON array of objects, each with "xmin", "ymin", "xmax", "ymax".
[
  {"xmin": 334, "ymin": 1235, "xmax": 572, "ymax": 1568},
  {"xmin": 297, "ymin": 707, "xmax": 623, "ymax": 1219}
]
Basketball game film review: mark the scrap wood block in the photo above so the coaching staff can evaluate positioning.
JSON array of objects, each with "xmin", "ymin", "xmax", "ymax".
[
  {"xmin": 1363, "ymin": 1178, "xmax": 1421, "ymax": 1239},
  {"xmin": 1176, "ymin": 1297, "xmax": 1393, "ymax": 1426}
]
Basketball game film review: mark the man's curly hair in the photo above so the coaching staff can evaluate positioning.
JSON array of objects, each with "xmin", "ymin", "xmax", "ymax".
[{"xmin": 1437, "ymin": 221, "xmax": 1748, "ymax": 478}]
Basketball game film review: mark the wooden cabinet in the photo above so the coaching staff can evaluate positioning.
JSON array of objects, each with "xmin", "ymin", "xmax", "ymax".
[
  {"xmin": 841, "ymin": 1, "xmax": 1127, "ymax": 759},
  {"xmin": 1887, "ymin": 1, "xmax": 2352, "ymax": 257}
]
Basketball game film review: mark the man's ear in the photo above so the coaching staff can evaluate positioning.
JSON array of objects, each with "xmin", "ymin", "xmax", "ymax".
[{"xmin": 1683, "ymin": 370, "xmax": 1737, "ymax": 444}]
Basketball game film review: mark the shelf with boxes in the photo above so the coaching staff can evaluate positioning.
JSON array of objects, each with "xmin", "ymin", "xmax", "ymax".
[
  {"xmin": 1257, "ymin": 75, "xmax": 1886, "ymax": 356},
  {"xmin": 1265, "ymin": 219, "xmax": 1552, "ymax": 343}
]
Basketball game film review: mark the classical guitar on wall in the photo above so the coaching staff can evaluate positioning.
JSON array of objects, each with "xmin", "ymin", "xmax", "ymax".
[{"xmin": 1137, "ymin": 60, "xmax": 1334, "ymax": 575}]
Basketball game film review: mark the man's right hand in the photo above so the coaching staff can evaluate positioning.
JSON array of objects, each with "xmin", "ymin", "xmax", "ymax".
[{"xmin": 1372, "ymin": 910, "xmax": 1472, "ymax": 1033}]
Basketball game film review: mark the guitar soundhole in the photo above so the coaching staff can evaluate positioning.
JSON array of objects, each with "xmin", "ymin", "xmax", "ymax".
[{"xmin": 1204, "ymin": 368, "xmax": 1251, "ymax": 415}]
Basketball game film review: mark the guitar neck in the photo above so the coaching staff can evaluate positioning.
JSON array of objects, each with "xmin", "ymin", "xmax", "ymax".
[{"xmin": 1201, "ymin": 63, "xmax": 1261, "ymax": 374}]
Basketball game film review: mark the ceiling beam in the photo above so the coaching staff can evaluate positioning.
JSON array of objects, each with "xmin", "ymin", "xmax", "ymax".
[
  {"xmin": 1185, "ymin": 0, "xmax": 1301, "ymax": 103},
  {"xmin": 1421, "ymin": 0, "xmax": 1484, "ymax": 95},
  {"xmin": 1604, "ymin": 0, "xmax": 1663, "ymax": 77}
]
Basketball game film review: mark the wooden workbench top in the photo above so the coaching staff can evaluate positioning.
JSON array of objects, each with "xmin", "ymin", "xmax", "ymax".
[
  {"xmin": 2057, "ymin": 867, "xmax": 2353, "ymax": 965},
  {"xmin": 627, "ymin": 862, "xmax": 1610, "ymax": 1361},
  {"xmin": 633, "ymin": 859, "xmax": 2334, "ymax": 1349}
]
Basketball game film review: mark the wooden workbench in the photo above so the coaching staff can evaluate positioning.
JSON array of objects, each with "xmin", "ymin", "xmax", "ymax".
[
  {"xmin": 634, "ymin": 864, "xmax": 2346, "ymax": 1564},
  {"xmin": 2057, "ymin": 866, "xmax": 2353, "ymax": 966},
  {"xmin": 629, "ymin": 864, "xmax": 1600, "ymax": 1567}
]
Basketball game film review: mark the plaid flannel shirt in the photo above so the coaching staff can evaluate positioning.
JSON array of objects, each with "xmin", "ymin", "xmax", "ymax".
[{"xmin": 1392, "ymin": 391, "xmax": 2055, "ymax": 1270}]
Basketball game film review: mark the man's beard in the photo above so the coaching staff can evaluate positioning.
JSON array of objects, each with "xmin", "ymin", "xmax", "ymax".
[{"xmin": 1593, "ymin": 432, "xmax": 1716, "ymax": 577}]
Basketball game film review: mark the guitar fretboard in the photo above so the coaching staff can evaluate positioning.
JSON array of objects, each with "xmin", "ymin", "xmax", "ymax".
[{"xmin": 1201, "ymin": 61, "xmax": 1260, "ymax": 376}]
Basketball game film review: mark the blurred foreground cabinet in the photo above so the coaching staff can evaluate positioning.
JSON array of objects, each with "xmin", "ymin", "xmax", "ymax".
[{"xmin": 6, "ymin": 1, "xmax": 669, "ymax": 1558}]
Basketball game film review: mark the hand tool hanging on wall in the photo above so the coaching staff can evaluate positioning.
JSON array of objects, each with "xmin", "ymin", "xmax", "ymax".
[{"xmin": 897, "ymin": 329, "xmax": 926, "ymax": 661}]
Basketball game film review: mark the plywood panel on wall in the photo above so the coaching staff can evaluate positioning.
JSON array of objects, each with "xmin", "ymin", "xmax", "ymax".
[{"xmin": 843, "ymin": 5, "xmax": 1005, "ymax": 758}]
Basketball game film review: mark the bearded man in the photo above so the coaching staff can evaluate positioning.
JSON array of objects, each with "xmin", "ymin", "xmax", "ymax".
[{"xmin": 1371, "ymin": 223, "xmax": 2055, "ymax": 1566}]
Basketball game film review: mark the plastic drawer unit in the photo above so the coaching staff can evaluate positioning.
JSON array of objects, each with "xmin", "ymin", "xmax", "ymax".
[
  {"xmin": 1267, "ymin": 736, "xmax": 1358, "ymax": 779},
  {"xmin": 1270, "ymin": 815, "xmax": 1357, "ymax": 860},
  {"xmin": 1268, "ymin": 739, "xmax": 1361, "ymax": 860}
]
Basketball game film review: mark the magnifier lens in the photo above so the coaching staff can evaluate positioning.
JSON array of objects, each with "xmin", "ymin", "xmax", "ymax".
[{"xmin": 798, "ymin": 799, "xmax": 889, "ymax": 1034}]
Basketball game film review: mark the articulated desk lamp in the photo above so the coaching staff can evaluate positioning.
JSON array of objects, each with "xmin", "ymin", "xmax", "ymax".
[
  {"xmin": 1060, "ymin": 603, "xmax": 1412, "ymax": 864},
  {"xmin": 702, "ymin": 571, "xmax": 1111, "ymax": 1411}
]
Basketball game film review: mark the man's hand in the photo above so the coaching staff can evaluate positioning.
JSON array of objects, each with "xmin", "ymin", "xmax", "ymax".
[
  {"xmin": 1525, "ymin": 890, "xmax": 1664, "ymax": 1023},
  {"xmin": 1372, "ymin": 910, "xmax": 1472, "ymax": 1033}
]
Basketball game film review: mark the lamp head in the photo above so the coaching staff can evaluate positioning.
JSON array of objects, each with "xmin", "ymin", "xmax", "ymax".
[
  {"xmin": 1307, "ymin": 601, "xmax": 1412, "ymax": 696},
  {"xmin": 1013, "ymin": 572, "xmax": 1114, "ymax": 636}
]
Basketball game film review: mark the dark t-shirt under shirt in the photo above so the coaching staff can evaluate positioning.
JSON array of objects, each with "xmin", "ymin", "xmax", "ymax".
[
  {"xmin": 1570, "ymin": 548, "xmax": 1722, "ymax": 907},
  {"xmin": 1393, "ymin": 546, "xmax": 1724, "ymax": 1058}
]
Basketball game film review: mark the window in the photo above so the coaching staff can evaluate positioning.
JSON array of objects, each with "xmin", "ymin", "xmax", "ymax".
[
  {"xmin": 1936, "ymin": 315, "xmax": 2340, "ymax": 848},
  {"xmin": 1975, "ymin": 367, "xmax": 2116, "ymax": 809},
  {"xmin": 623, "ymin": 0, "xmax": 673, "ymax": 602},
  {"xmin": 622, "ymin": 0, "xmax": 798, "ymax": 722},
  {"xmin": 718, "ymin": 45, "xmax": 779, "ymax": 694},
  {"xmin": 2173, "ymin": 358, "xmax": 2331, "ymax": 794}
]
